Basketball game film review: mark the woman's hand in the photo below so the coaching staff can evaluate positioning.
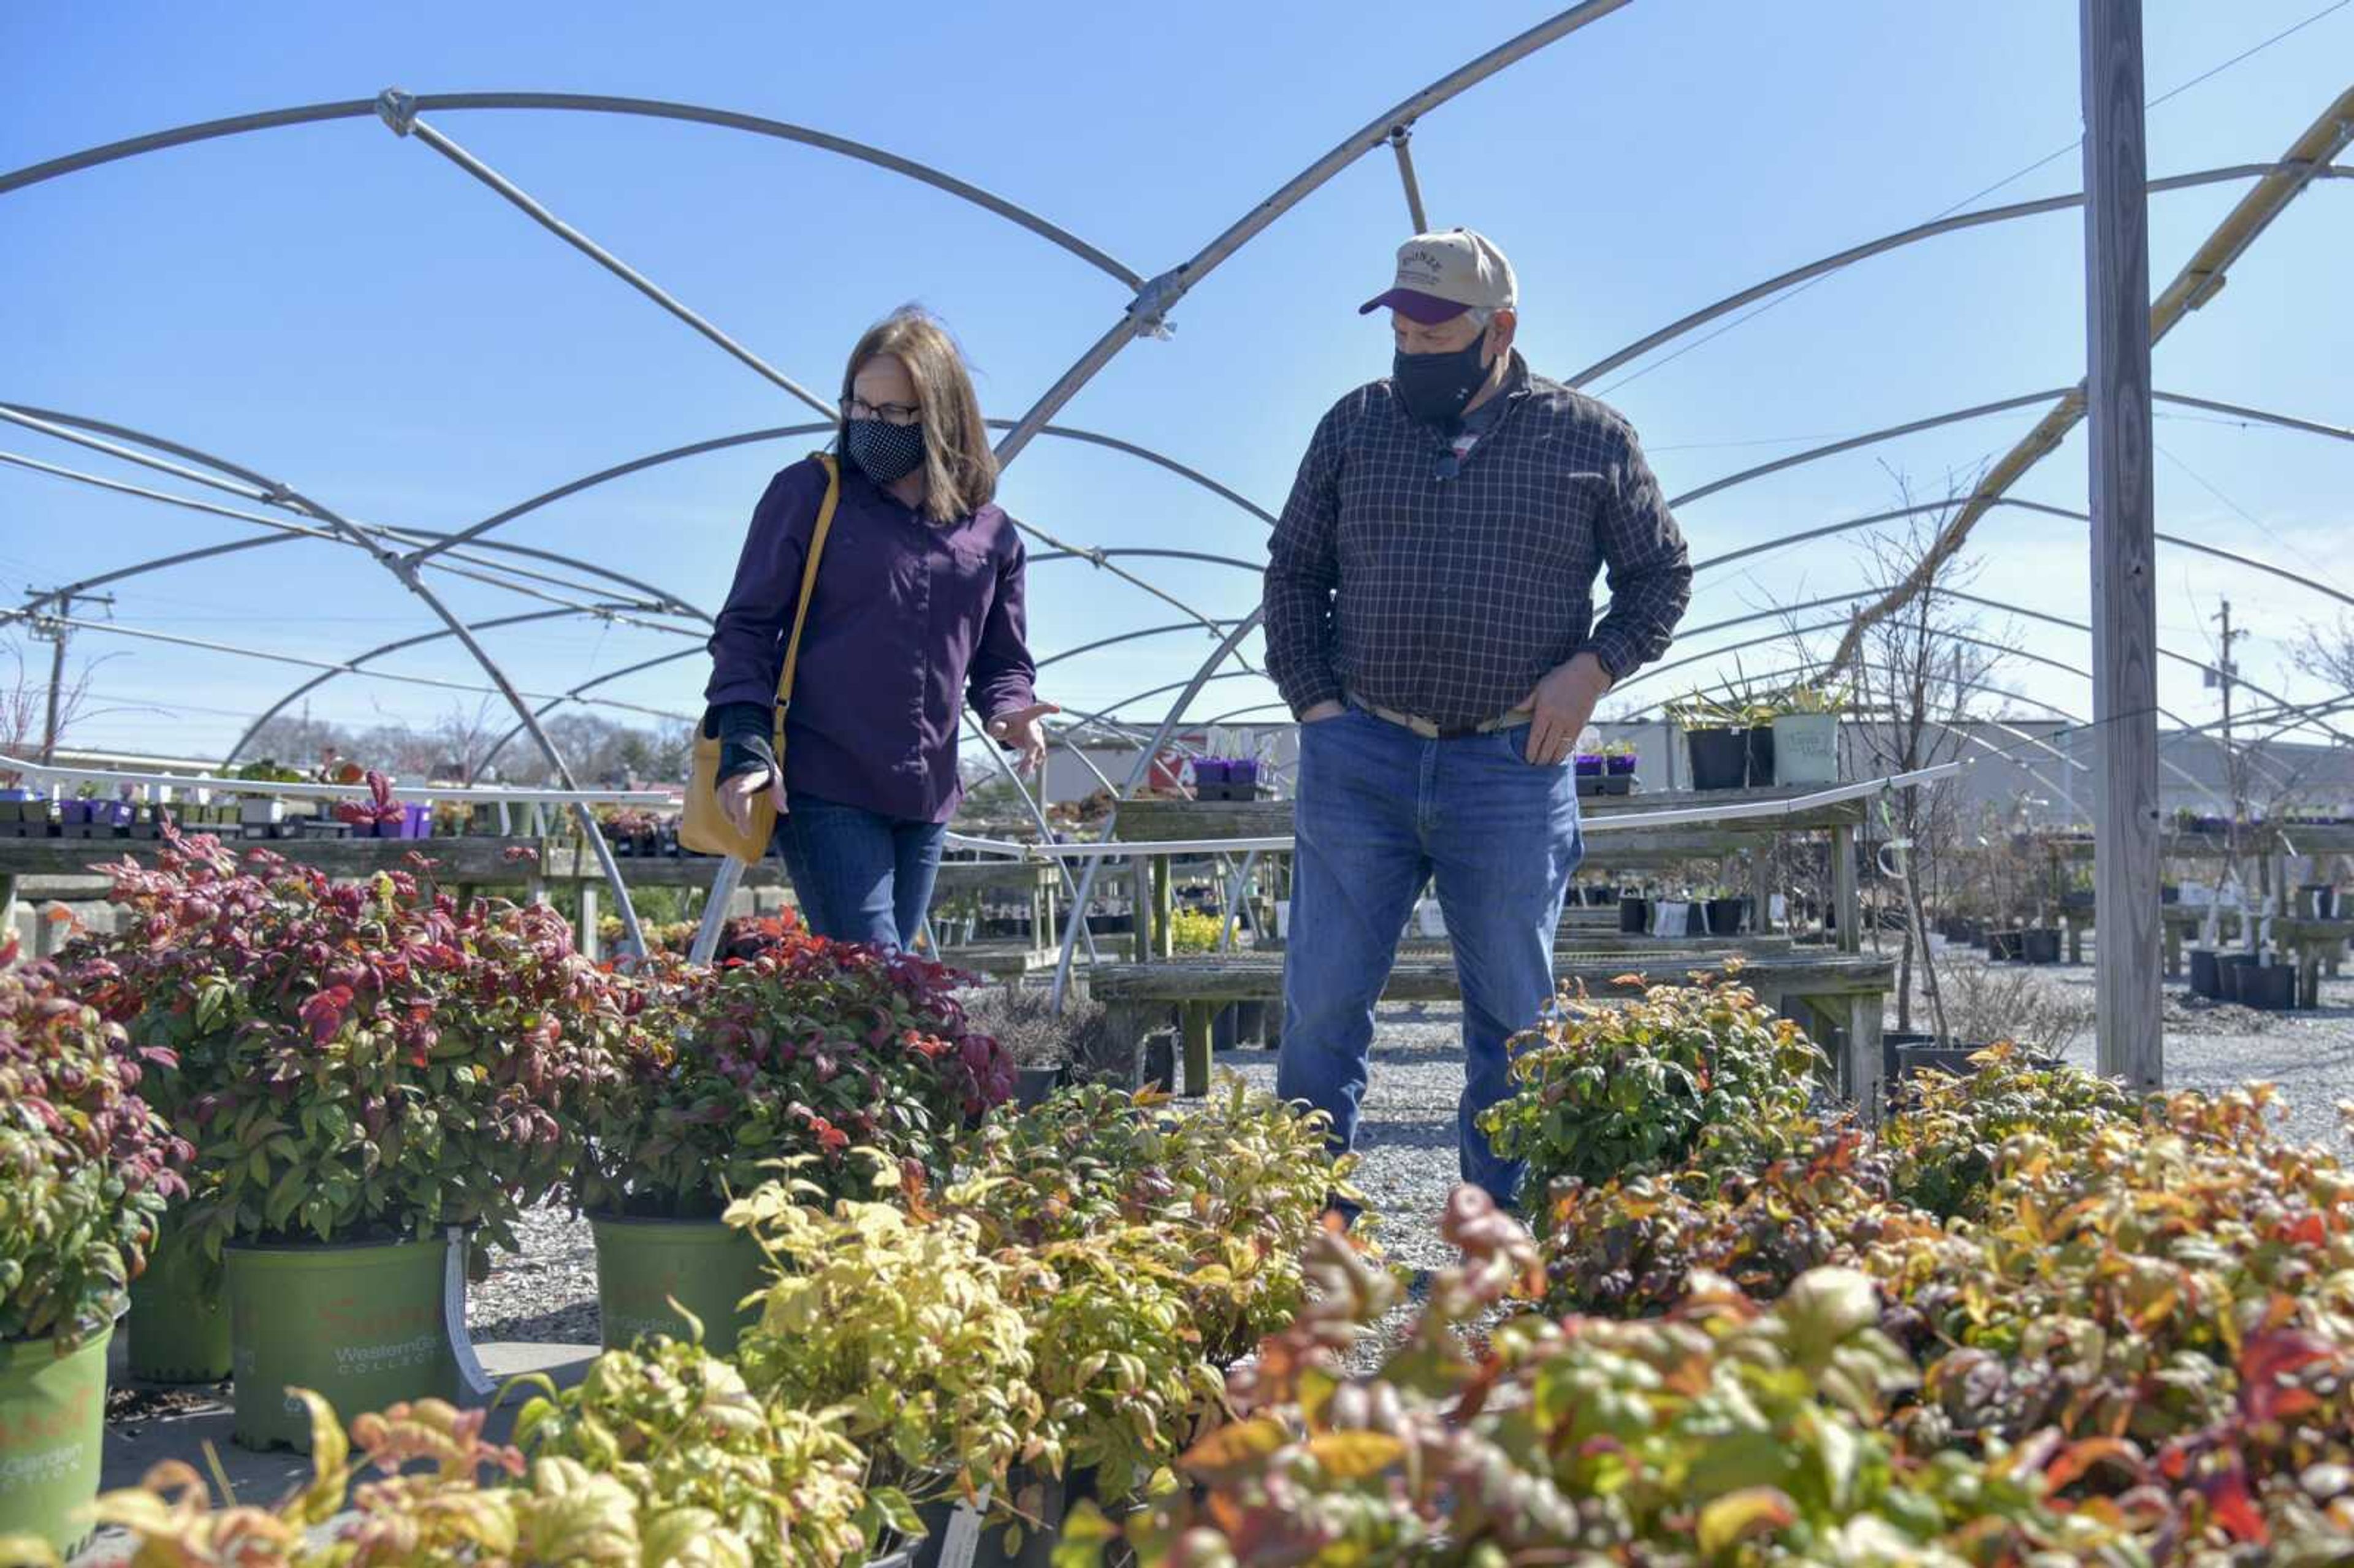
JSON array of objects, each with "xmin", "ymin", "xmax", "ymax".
[
  {"xmin": 718, "ymin": 767, "xmax": 789, "ymax": 837},
  {"xmin": 987, "ymin": 701, "xmax": 1061, "ymax": 775}
]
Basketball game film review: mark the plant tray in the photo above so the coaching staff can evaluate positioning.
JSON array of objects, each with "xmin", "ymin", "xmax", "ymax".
[{"xmin": 1195, "ymin": 782, "xmax": 1263, "ymax": 802}]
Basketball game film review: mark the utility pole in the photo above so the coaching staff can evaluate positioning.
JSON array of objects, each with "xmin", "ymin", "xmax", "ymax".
[
  {"xmin": 2081, "ymin": 0, "xmax": 2163, "ymax": 1089},
  {"xmin": 28, "ymin": 588, "xmax": 112, "ymax": 766},
  {"xmin": 2210, "ymin": 597, "xmax": 2252, "ymax": 945}
]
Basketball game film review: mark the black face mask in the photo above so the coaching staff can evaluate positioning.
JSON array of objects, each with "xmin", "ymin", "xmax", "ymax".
[
  {"xmin": 845, "ymin": 419, "xmax": 926, "ymax": 486},
  {"xmin": 1391, "ymin": 329, "xmax": 1493, "ymax": 432}
]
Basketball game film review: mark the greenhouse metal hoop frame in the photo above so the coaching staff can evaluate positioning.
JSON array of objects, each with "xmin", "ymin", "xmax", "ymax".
[{"xmin": 2, "ymin": 4, "xmax": 2348, "ymax": 989}]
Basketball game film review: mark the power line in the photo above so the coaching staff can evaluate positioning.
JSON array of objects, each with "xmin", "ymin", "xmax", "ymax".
[
  {"xmin": 2155, "ymin": 440, "xmax": 2350, "ymax": 596},
  {"xmin": 1595, "ymin": 0, "xmax": 2353, "ymax": 398}
]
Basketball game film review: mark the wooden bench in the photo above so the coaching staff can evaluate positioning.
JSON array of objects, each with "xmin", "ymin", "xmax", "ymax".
[{"xmin": 1080, "ymin": 945, "xmax": 1897, "ymax": 1117}]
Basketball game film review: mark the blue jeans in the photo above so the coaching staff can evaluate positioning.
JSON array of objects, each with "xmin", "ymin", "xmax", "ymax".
[
  {"xmin": 1275, "ymin": 706, "xmax": 1582, "ymax": 1206},
  {"xmin": 774, "ymin": 792, "xmax": 947, "ymax": 950}
]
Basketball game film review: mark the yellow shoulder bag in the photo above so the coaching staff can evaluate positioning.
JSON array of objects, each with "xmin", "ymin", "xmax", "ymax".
[{"xmin": 680, "ymin": 454, "xmax": 842, "ymax": 862}]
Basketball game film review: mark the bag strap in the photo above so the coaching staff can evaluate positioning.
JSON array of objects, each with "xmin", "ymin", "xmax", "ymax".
[{"xmin": 771, "ymin": 454, "xmax": 842, "ymax": 752}]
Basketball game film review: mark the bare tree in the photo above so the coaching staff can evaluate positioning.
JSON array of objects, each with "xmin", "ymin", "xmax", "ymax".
[
  {"xmin": 2295, "ymin": 616, "xmax": 2354, "ymax": 699},
  {"xmin": 1840, "ymin": 484, "xmax": 2009, "ymax": 1041},
  {"xmin": 1, "ymin": 631, "xmax": 101, "ymax": 785}
]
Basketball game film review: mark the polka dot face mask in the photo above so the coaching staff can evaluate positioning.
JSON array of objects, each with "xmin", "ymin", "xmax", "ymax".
[{"xmin": 845, "ymin": 419, "xmax": 926, "ymax": 486}]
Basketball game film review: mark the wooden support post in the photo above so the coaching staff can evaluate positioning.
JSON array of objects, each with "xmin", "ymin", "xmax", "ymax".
[
  {"xmin": 578, "ymin": 881, "xmax": 601, "ymax": 964},
  {"xmin": 2068, "ymin": 922, "xmax": 2084, "ymax": 966},
  {"xmin": 2082, "ymin": 0, "xmax": 2163, "ymax": 1090},
  {"xmin": 1752, "ymin": 844, "xmax": 1773, "ymax": 934},
  {"xmin": 1832, "ymin": 823, "xmax": 1860, "ymax": 954},
  {"xmin": 1848, "ymin": 990, "xmax": 1885, "ymax": 1126},
  {"xmin": 1180, "ymin": 1000, "xmax": 1213, "ymax": 1098},
  {"xmin": 1130, "ymin": 856, "xmax": 1152, "ymax": 962},
  {"xmin": 2165, "ymin": 920, "xmax": 2182, "ymax": 980},
  {"xmin": 1153, "ymin": 856, "xmax": 1175, "ymax": 960},
  {"xmin": 0, "ymin": 872, "xmax": 16, "ymax": 953}
]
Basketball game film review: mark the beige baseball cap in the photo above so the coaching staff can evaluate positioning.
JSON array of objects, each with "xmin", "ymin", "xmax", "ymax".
[{"xmin": 1358, "ymin": 227, "xmax": 1518, "ymax": 323}]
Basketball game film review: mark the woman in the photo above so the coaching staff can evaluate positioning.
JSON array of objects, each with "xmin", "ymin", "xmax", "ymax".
[{"xmin": 703, "ymin": 306, "xmax": 1056, "ymax": 949}]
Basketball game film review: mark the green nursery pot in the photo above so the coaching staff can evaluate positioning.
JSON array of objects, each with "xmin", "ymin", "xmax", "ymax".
[
  {"xmin": 226, "ymin": 1235, "xmax": 455, "ymax": 1452},
  {"xmin": 0, "ymin": 1326, "xmax": 112, "ymax": 1556},
  {"xmin": 126, "ymin": 1222, "xmax": 231, "ymax": 1383},
  {"xmin": 590, "ymin": 1214, "xmax": 768, "ymax": 1357}
]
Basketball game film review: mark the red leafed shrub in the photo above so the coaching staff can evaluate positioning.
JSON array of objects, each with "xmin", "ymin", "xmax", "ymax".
[
  {"xmin": 583, "ymin": 940, "xmax": 1015, "ymax": 1219},
  {"xmin": 61, "ymin": 829, "xmax": 628, "ymax": 1255},
  {"xmin": 1, "ymin": 939, "xmax": 189, "ymax": 1350}
]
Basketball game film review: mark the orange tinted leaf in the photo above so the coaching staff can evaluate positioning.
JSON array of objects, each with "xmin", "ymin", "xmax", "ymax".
[{"xmin": 1697, "ymin": 1487, "xmax": 1796, "ymax": 1555}]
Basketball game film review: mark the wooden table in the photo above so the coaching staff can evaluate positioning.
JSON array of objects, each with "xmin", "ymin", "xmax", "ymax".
[
  {"xmin": 1082, "ymin": 945, "xmax": 1897, "ymax": 1109},
  {"xmin": 1110, "ymin": 783, "xmax": 1870, "ymax": 956}
]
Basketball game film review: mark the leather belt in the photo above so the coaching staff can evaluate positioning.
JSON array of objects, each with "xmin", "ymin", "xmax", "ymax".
[{"xmin": 1351, "ymin": 695, "xmax": 1534, "ymax": 741}]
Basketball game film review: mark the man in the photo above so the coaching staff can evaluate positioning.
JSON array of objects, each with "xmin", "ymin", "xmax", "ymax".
[{"xmin": 1263, "ymin": 227, "xmax": 1692, "ymax": 1207}]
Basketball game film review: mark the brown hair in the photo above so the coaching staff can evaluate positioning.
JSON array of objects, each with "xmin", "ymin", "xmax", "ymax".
[{"xmin": 839, "ymin": 306, "xmax": 998, "ymax": 523}]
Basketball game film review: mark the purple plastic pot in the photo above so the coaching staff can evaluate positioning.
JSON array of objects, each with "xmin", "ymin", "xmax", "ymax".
[
  {"xmin": 403, "ymin": 804, "xmax": 432, "ymax": 839},
  {"xmin": 1229, "ymin": 758, "xmax": 1260, "ymax": 785},
  {"xmin": 58, "ymin": 800, "xmax": 92, "ymax": 824},
  {"xmin": 1193, "ymin": 759, "xmax": 1231, "ymax": 786},
  {"xmin": 1606, "ymin": 753, "xmax": 1638, "ymax": 775},
  {"xmin": 1573, "ymin": 755, "xmax": 1603, "ymax": 777}
]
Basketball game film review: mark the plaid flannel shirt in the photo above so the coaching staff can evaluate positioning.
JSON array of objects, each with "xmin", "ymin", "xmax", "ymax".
[{"xmin": 1264, "ymin": 352, "xmax": 1692, "ymax": 729}]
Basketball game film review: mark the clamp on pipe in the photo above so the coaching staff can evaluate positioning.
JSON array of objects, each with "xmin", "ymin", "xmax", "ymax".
[
  {"xmin": 1126, "ymin": 268, "xmax": 1188, "ymax": 340},
  {"xmin": 375, "ymin": 88, "xmax": 419, "ymax": 137}
]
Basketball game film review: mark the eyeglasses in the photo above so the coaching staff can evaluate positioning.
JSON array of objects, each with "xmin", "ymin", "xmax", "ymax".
[{"xmin": 842, "ymin": 397, "xmax": 922, "ymax": 427}]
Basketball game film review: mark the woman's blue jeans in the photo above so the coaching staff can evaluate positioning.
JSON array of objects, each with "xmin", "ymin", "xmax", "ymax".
[
  {"xmin": 774, "ymin": 792, "xmax": 947, "ymax": 950},
  {"xmin": 1274, "ymin": 706, "xmax": 1582, "ymax": 1207}
]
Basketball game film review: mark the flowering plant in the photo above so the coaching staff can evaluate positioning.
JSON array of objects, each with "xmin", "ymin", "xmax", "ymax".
[
  {"xmin": 0, "ymin": 943, "xmax": 188, "ymax": 1350},
  {"xmin": 64, "ymin": 830, "xmax": 628, "ymax": 1254},
  {"xmin": 580, "ymin": 940, "xmax": 1014, "ymax": 1219}
]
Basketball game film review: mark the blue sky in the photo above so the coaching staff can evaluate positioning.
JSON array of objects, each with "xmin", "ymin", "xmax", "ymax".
[{"xmin": 3, "ymin": 1, "xmax": 2348, "ymax": 774}]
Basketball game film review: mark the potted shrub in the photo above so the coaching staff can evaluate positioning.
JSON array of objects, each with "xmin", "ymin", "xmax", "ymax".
[
  {"xmin": 579, "ymin": 940, "xmax": 1014, "ymax": 1356},
  {"xmin": 0, "ymin": 946, "xmax": 187, "ymax": 1555},
  {"xmin": 75, "ymin": 1350, "xmax": 906, "ymax": 1567},
  {"xmin": 1670, "ymin": 696, "xmax": 1748, "ymax": 791},
  {"xmin": 2187, "ymin": 946, "xmax": 2222, "ymax": 999},
  {"xmin": 1618, "ymin": 888, "xmax": 1651, "ymax": 934},
  {"xmin": 958, "ymin": 983, "xmax": 1112, "ymax": 1106},
  {"xmin": 331, "ymin": 769, "xmax": 405, "ymax": 839},
  {"xmin": 1770, "ymin": 683, "xmax": 1846, "ymax": 785},
  {"xmin": 731, "ymin": 1177, "xmax": 1044, "ymax": 1515},
  {"xmin": 64, "ymin": 831, "xmax": 628, "ymax": 1451}
]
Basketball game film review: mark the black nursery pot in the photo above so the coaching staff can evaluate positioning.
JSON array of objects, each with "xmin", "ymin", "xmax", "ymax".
[
  {"xmin": 2188, "ymin": 948, "xmax": 2222, "ymax": 999},
  {"xmin": 1013, "ymin": 1064, "xmax": 1065, "ymax": 1109},
  {"xmin": 2240, "ymin": 962, "xmax": 2298, "ymax": 1012},
  {"xmin": 2022, "ymin": 929, "xmax": 2062, "ymax": 965},
  {"xmin": 1743, "ymin": 726, "xmax": 1775, "ymax": 788},
  {"xmin": 1685, "ymin": 729, "xmax": 1748, "ymax": 791},
  {"xmin": 1987, "ymin": 930, "xmax": 2025, "ymax": 962},
  {"xmin": 2220, "ymin": 954, "xmax": 2259, "ymax": 1003},
  {"xmin": 1619, "ymin": 896, "xmax": 1651, "ymax": 934},
  {"xmin": 1705, "ymin": 897, "xmax": 1746, "ymax": 937}
]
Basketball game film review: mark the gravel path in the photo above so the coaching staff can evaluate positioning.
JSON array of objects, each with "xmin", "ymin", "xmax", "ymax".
[{"xmin": 468, "ymin": 956, "xmax": 2354, "ymax": 1347}]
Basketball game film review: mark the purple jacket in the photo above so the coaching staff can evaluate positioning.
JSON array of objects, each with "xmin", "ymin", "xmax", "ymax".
[{"xmin": 703, "ymin": 455, "xmax": 1038, "ymax": 824}]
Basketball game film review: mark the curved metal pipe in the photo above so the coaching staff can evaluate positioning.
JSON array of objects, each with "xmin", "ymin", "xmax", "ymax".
[
  {"xmin": 1574, "ymin": 162, "xmax": 2354, "ymax": 387},
  {"xmin": 1036, "ymin": 619, "xmax": 1241, "ymax": 671},
  {"xmin": 1670, "ymin": 389, "xmax": 2073, "ymax": 509},
  {"xmin": 1050, "ymin": 611, "xmax": 1266, "ymax": 1007},
  {"xmin": 221, "ymin": 606, "xmax": 674, "ymax": 765},
  {"xmin": 991, "ymin": 0, "xmax": 1634, "ymax": 469},
  {"xmin": 957, "ymin": 712, "xmax": 1098, "ymax": 963},
  {"xmin": 0, "ymin": 93, "xmax": 1141, "ymax": 289},
  {"xmin": 476, "ymin": 648, "xmax": 707, "ymax": 776},
  {"xmin": 0, "ymin": 444, "xmax": 710, "ymax": 619}
]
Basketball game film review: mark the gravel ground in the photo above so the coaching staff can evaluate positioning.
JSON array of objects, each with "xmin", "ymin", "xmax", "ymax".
[{"xmin": 468, "ymin": 950, "xmax": 2354, "ymax": 1350}]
